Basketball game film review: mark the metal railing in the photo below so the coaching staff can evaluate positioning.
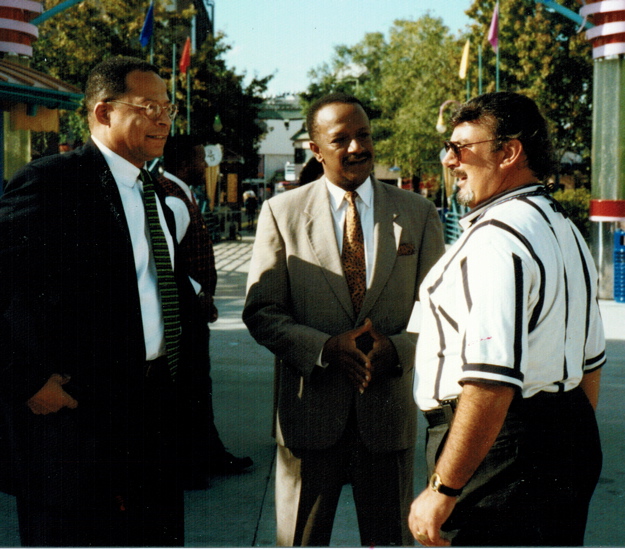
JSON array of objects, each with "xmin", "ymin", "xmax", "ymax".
[{"xmin": 443, "ymin": 197, "xmax": 468, "ymax": 245}]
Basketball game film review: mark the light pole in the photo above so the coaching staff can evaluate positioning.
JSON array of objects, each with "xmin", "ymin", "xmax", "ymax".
[{"xmin": 436, "ymin": 100, "xmax": 461, "ymax": 134}]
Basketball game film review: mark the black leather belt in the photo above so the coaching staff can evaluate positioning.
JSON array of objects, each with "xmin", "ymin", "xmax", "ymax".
[{"xmin": 423, "ymin": 398, "xmax": 459, "ymax": 427}]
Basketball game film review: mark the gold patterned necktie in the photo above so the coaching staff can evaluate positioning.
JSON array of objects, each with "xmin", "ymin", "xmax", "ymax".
[
  {"xmin": 139, "ymin": 169, "xmax": 181, "ymax": 379},
  {"xmin": 341, "ymin": 191, "xmax": 366, "ymax": 316}
]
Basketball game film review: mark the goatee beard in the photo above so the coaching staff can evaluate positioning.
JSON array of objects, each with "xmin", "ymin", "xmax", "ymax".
[{"xmin": 456, "ymin": 186, "xmax": 474, "ymax": 207}]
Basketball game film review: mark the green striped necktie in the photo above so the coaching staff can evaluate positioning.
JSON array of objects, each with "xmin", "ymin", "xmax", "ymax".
[{"xmin": 139, "ymin": 168, "xmax": 181, "ymax": 379}]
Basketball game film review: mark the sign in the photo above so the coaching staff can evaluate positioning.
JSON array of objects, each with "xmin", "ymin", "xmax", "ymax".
[{"xmin": 205, "ymin": 144, "xmax": 222, "ymax": 167}]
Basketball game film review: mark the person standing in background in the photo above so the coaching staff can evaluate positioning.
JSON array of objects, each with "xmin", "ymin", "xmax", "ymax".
[{"xmin": 159, "ymin": 135, "xmax": 253, "ymax": 488}]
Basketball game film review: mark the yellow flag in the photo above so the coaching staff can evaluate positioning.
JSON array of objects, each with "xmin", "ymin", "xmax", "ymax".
[{"xmin": 459, "ymin": 40, "xmax": 470, "ymax": 79}]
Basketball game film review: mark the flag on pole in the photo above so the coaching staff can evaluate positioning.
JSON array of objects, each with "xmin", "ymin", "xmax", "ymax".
[
  {"xmin": 179, "ymin": 37, "xmax": 191, "ymax": 74},
  {"xmin": 139, "ymin": 1, "xmax": 154, "ymax": 48},
  {"xmin": 488, "ymin": 3, "xmax": 499, "ymax": 53},
  {"xmin": 459, "ymin": 40, "xmax": 470, "ymax": 79}
]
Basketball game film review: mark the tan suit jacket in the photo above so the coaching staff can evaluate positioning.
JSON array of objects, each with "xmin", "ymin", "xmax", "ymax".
[{"xmin": 244, "ymin": 177, "xmax": 444, "ymax": 453}]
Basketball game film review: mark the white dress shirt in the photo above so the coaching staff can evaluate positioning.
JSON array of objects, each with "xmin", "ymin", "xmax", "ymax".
[{"xmin": 92, "ymin": 136, "xmax": 174, "ymax": 360}]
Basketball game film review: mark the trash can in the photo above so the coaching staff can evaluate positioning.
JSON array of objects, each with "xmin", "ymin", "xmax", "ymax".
[{"xmin": 614, "ymin": 229, "xmax": 625, "ymax": 303}]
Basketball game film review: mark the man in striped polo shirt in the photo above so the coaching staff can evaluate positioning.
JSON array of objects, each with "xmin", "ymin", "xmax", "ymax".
[{"xmin": 409, "ymin": 92, "xmax": 605, "ymax": 547}]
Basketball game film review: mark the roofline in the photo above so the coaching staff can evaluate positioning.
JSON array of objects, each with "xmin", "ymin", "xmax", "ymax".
[{"xmin": 0, "ymin": 80, "xmax": 83, "ymax": 110}]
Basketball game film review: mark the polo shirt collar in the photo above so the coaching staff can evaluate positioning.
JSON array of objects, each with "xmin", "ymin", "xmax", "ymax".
[{"xmin": 460, "ymin": 183, "xmax": 544, "ymax": 229}]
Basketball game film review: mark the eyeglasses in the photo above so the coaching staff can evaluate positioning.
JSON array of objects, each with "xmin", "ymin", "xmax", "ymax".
[
  {"xmin": 107, "ymin": 100, "xmax": 178, "ymax": 121},
  {"xmin": 443, "ymin": 138, "xmax": 498, "ymax": 158}
]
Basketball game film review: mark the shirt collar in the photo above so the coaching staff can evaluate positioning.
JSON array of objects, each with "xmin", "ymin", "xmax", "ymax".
[
  {"xmin": 460, "ymin": 183, "xmax": 544, "ymax": 229},
  {"xmin": 91, "ymin": 135, "xmax": 143, "ymax": 188},
  {"xmin": 326, "ymin": 176, "xmax": 373, "ymax": 212}
]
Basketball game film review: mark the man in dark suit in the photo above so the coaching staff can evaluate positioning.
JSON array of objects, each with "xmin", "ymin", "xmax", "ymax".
[
  {"xmin": 0, "ymin": 56, "xmax": 207, "ymax": 547},
  {"xmin": 243, "ymin": 93, "xmax": 445, "ymax": 546}
]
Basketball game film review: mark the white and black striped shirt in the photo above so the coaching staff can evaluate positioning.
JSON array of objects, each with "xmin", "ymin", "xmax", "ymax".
[{"xmin": 415, "ymin": 184, "xmax": 606, "ymax": 411}]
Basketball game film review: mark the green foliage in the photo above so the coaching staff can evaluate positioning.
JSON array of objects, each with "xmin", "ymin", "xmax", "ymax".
[
  {"xmin": 374, "ymin": 17, "xmax": 464, "ymax": 176},
  {"xmin": 30, "ymin": 0, "xmax": 270, "ymax": 178},
  {"xmin": 552, "ymin": 187, "xmax": 591, "ymax": 240},
  {"xmin": 465, "ymin": 0, "xmax": 593, "ymax": 161},
  {"xmin": 302, "ymin": 2, "xmax": 593, "ymax": 180},
  {"xmin": 301, "ymin": 16, "xmax": 465, "ymax": 179}
]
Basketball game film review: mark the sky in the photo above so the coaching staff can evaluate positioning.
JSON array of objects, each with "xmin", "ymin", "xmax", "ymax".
[{"xmin": 216, "ymin": 0, "xmax": 473, "ymax": 96}]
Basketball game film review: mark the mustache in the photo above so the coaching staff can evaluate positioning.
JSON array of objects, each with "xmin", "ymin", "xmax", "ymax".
[
  {"xmin": 344, "ymin": 153, "xmax": 372, "ymax": 164},
  {"xmin": 450, "ymin": 169, "xmax": 467, "ymax": 179}
]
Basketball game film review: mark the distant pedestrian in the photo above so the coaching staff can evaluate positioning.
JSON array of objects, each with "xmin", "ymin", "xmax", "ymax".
[
  {"xmin": 244, "ymin": 191, "xmax": 258, "ymax": 231},
  {"xmin": 409, "ymin": 92, "xmax": 605, "ymax": 547}
]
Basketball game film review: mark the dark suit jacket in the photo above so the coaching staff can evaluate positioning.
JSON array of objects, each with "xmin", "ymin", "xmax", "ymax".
[
  {"xmin": 0, "ymin": 139, "xmax": 207, "ymax": 497},
  {"xmin": 243, "ymin": 177, "xmax": 445, "ymax": 453}
]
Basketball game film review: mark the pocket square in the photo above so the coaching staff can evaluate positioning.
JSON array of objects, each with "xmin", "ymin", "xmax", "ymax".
[{"xmin": 397, "ymin": 243, "xmax": 415, "ymax": 256}]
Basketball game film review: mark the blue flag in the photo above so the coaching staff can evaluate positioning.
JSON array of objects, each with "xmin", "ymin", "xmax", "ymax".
[{"xmin": 139, "ymin": 2, "xmax": 154, "ymax": 48}]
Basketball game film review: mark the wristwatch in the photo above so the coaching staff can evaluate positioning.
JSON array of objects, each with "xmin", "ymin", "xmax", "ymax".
[{"xmin": 429, "ymin": 472, "xmax": 463, "ymax": 497}]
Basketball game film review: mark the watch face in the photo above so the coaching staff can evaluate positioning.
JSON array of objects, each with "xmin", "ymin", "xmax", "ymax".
[
  {"xmin": 430, "ymin": 472, "xmax": 462, "ymax": 497},
  {"xmin": 431, "ymin": 473, "xmax": 442, "ymax": 490}
]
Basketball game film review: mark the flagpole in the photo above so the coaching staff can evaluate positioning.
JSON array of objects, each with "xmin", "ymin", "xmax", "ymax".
[
  {"xmin": 496, "ymin": 48, "xmax": 500, "ymax": 92},
  {"xmin": 186, "ymin": 71, "xmax": 191, "ymax": 135},
  {"xmin": 171, "ymin": 43, "xmax": 177, "ymax": 137},
  {"xmin": 496, "ymin": 1, "xmax": 500, "ymax": 91},
  {"xmin": 139, "ymin": 1, "xmax": 155, "ymax": 63},
  {"xmin": 488, "ymin": 2, "xmax": 500, "ymax": 92},
  {"xmin": 479, "ymin": 44, "xmax": 483, "ymax": 95},
  {"xmin": 178, "ymin": 37, "xmax": 192, "ymax": 135}
]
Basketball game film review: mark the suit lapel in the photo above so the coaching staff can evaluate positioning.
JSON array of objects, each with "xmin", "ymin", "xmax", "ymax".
[
  {"xmin": 83, "ymin": 140, "xmax": 133, "ymax": 243},
  {"xmin": 358, "ymin": 179, "xmax": 402, "ymax": 322},
  {"xmin": 304, "ymin": 179, "xmax": 356, "ymax": 321}
]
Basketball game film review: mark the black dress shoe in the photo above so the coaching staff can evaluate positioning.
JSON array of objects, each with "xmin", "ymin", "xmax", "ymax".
[{"xmin": 211, "ymin": 452, "xmax": 253, "ymax": 475}]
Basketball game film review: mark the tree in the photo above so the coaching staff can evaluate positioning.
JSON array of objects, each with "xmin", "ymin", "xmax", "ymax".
[
  {"xmin": 302, "ymin": 15, "xmax": 465, "ymax": 180},
  {"xmin": 466, "ymin": 0, "xmax": 593, "ymax": 163},
  {"xmin": 374, "ymin": 17, "xmax": 465, "ymax": 177},
  {"xmin": 30, "ymin": 0, "xmax": 270, "ymax": 179}
]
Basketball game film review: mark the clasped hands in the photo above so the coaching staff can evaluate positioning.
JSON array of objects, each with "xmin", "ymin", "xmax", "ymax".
[
  {"xmin": 26, "ymin": 373, "xmax": 78, "ymax": 415},
  {"xmin": 321, "ymin": 318, "xmax": 399, "ymax": 393}
]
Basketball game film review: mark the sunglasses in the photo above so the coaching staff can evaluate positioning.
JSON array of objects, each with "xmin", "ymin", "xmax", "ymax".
[{"xmin": 443, "ymin": 138, "xmax": 498, "ymax": 158}]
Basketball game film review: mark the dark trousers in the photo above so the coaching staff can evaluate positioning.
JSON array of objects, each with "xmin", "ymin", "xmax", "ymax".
[
  {"xmin": 15, "ymin": 360, "xmax": 184, "ymax": 547},
  {"xmin": 426, "ymin": 386, "xmax": 602, "ymax": 547},
  {"xmin": 278, "ymin": 413, "xmax": 414, "ymax": 547},
  {"xmin": 178, "ymin": 347, "xmax": 227, "ymax": 486}
]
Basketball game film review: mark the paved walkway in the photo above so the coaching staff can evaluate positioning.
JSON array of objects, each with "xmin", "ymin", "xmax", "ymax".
[{"xmin": 0, "ymin": 233, "xmax": 624, "ymax": 546}]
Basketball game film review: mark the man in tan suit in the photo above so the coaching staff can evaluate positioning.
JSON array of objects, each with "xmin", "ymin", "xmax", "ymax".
[{"xmin": 243, "ymin": 93, "xmax": 445, "ymax": 546}]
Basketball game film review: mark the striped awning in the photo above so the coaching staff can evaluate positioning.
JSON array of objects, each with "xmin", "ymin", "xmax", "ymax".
[{"xmin": 0, "ymin": 58, "xmax": 82, "ymax": 110}]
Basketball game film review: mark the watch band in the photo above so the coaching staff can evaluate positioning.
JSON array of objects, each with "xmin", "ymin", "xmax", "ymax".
[{"xmin": 429, "ymin": 472, "xmax": 463, "ymax": 497}]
